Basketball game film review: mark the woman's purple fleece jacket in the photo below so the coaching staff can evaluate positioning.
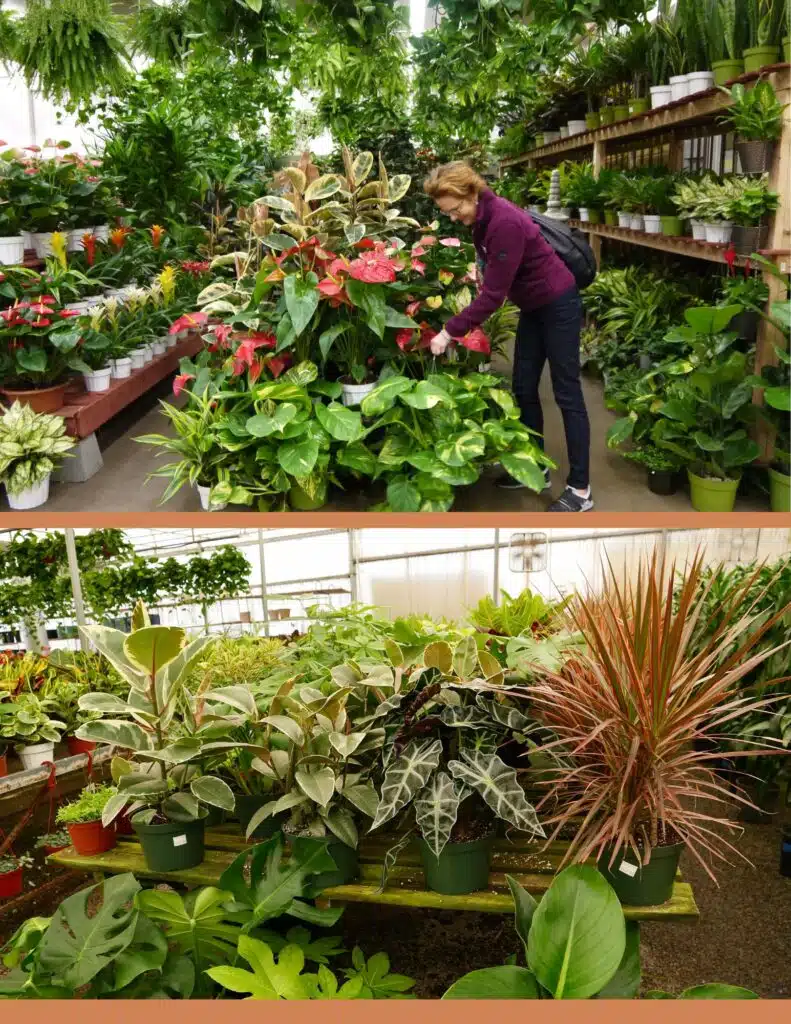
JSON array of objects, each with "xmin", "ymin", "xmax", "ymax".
[{"xmin": 444, "ymin": 188, "xmax": 576, "ymax": 338}]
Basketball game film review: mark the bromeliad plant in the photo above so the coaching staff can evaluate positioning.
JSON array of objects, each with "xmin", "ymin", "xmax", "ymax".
[{"xmin": 518, "ymin": 551, "xmax": 791, "ymax": 880}]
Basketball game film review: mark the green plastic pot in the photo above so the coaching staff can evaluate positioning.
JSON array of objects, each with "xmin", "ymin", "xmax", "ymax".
[
  {"xmin": 585, "ymin": 112, "xmax": 600, "ymax": 130},
  {"xmin": 613, "ymin": 104, "xmax": 630, "ymax": 121},
  {"xmin": 418, "ymin": 836, "xmax": 493, "ymax": 895},
  {"xmin": 586, "ymin": 210, "xmax": 602, "ymax": 225},
  {"xmin": 304, "ymin": 837, "xmax": 359, "ymax": 889},
  {"xmin": 629, "ymin": 98, "xmax": 649, "ymax": 115},
  {"xmin": 688, "ymin": 469, "xmax": 740, "ymax": 512},
  {"xmin": 133, "ymin": 817, "xmax": 206, "ymax": 872},
  {"xmin": 604, "ymin": 210, "xmax": 618, "ymax": 226},
  {"xmin": 597, "ymin": 842, "xmax": 683, "ymax": 906},
  {"xmin": 288, "ymin": 480, "xmax": 328, "ymax": 511},
  {"xmin": 712, "ymin": 58, "xmax": 745, "ymax": 84},
  {"xmin": 660, "ymin": 215, "xmax": 684, "ymax": 236},
  {"xmin": 598, "ymin": 107, "xmax": 615, "ymax": 126},
  {"xmin": 769, "ymin": 467, "xmax": 791, "ymax": 512},
  {"xmin": 743, "ymin": 45, "xmax": 781, "ymax": 73},
  {"xmin": 236, "ymin": 796, "xmax": 286, "ymax": 840}
]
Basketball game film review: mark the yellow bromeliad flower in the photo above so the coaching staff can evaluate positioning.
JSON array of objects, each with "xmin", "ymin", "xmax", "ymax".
[
  {"xmin": 158, "ymin": 265, "xmax": 177, "ymax": 305},
  {"xmin": 50, "ymin": 231, "xmax": 68, "ymax": 270}
]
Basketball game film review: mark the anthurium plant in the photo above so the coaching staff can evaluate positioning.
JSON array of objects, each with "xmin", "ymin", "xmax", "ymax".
[{"xmin": 0, "ymin": 293, "xmax": 88, "ymax": 388}]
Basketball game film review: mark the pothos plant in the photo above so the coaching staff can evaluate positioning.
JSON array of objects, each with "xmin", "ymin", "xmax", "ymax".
[
  {"xmin": 74, "ymin": 602, "xmax": 243, "ymax": 828},
  {"xmin": 364, "ymin": 637, "xmax": 545, "ymax": 870}
]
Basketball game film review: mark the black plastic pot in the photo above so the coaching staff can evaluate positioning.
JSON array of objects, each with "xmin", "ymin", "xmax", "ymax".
[
  {"xmin": 203, "ymin": 805, "xmax": 225, "ymax": 827},
  {"xmin": 730, "ymin": 223, "xmax": 769, "ymax": 256},
  {"xmin": 301, "ymin": 836, "xmax": 359, "ymax": 889},
  {"xmin": 133, "ymin": 817, "xmax": 206, "ymax": 872},
  {"xmin": 647, "ymin": 469, "xmax": 677, "ymax": 495},
  {"xmin": 236, "ymin": 796, "xmax": 286, "ymax": 840},
  {"xmin": 729, "ymin": 309, "xmax": 759, "ymax": 342},
  {"xmin": 736, "ymin": 140, "xmax": 774, "ymax": 175},
  {"xmin": 418, "ymin": 836, "xmax": 494, "ymax": 895},
  {"xmin": 597, "ymin": 842, "xmax": 683, "ymax": 906}
]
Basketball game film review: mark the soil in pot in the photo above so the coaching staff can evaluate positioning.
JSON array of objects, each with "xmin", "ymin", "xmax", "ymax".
[
  {"xmin": 0, "ymin": 866, "xmax": 24, "ymax": 900},
  {"xmin": 769, "ymin": 465, "xmax": 791, "ymax": 512},
  {"xmin": 688, "ymin": 469, "xmax": 740, "ymax": 512},
  {"xmin": 133, "ymin": 816, "xmax": 206, "ymax": 872},
  {"xmin": 597, "ymin": 827, "xmax": 684, "ymax": 906},
  {"xmin": 418, "ymin": 817, "xmax": 495, "ymax": 896},
  {"xmin": 1, "ymin": 382, "xmax": 69, "ymax": 415},
  {"xmin": 648, "ymin": 469, "xmax": 677, "ymax": 496},
  {"xmin": 236, "ymin": 795, "xmax": 286, "ymax": 840},
  {"xmin": 67, "ymin": 819, "xmax": 116, "ymax": 856},
  {"xmin": 66, "ymin": 736, "xmax": 96, "ymax": 756}
]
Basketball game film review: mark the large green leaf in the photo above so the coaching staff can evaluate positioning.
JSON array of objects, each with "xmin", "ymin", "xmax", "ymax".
[
  {"xmin": 295, "ymin": 766, "xmax": 336, "ymax": 807},
  {"xmin": 401, "ymin": 381, "xmax": 453, "ymax": 410},
  {"xmin": 414, "ymin": 771, "xmax": 461, "ymax": 858},
  {"xmin": 246, "ymin": 405, "xmax": 299, "ymax": 438},
  {"xmin": 284, "ymin": 275, "xmax": 319, "ymax": 337},
  {"xmin": 442, "ymin": 966, "xmax": 540, "ymax": 999},
  {"xmin": 684, "ymin": 304, "xmax": 742, "ymax": 335},
  {"xmin": 500, "ymin": 452, "xmax": 548, "ymax": 491},
  {"xmin": 595, "ymin": 920, "xmax": 641, "ymax": 999},
  {"xmin": 678, "ymin": 984, "xmax": 758, "ymax": 999},
  {"xmin": 191, "ymin": 775, "xmax": 236, "ymax": 811},
  {"xmin": 361, "ymin": 376, "xmax": 413, "ymax": 415},
  {"xmin": 314, "ymin": 402, "xmax": 364, "ymax": 443},
  {"xmin": 387, "ymin": 475, "xmax": 421, "ymax": 512},
  {"xmin": 453, "ymin": 636, "xmax": 479, "ymax": 678},
  {"xmin": 123, "ymin": 627, "xmax": 185, "ymax": 679},
  {"xmin": 76, "ymin": 719, "xmax": 151, "ymax": 750},
  {"xmin": 206, "ymin": 938, "xmax": 312, "ymax": 999},
  {"xmin": 435, "ymin": 432, "xmax": 486, "ymax": 467},
  {"xmin": 37, "ymin": 873, "xmax": 141, "ymax": 990},
  {"xmin": 527, "ymin": 865, "xmax": 625, "ymax": 999},
  {"xmin": 507, "ymin": 874, "xmax": 538, "ymax": 960},
  {"xmin": 447, "ymin": 751, "xmax": 545, "ymax": 836},
  {"xmin": 79, "ymin": 625, "xmax": 148, "ymax": 690},
  {"xmin": 278, "ymin": 437, "xmax": 320, "ymax": 478},
  {"xmin": 318, "ymin": 322, "xmax": 351, "ymax": 362},
  {"xmin": 370, "ymin": 738, "xmax": 443, "ymax": 830}
]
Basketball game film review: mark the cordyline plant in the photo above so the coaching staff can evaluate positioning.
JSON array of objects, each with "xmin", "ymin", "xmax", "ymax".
[{"xmin": 517, "ymin": 551, "xmax": 791, "ymax": 880}]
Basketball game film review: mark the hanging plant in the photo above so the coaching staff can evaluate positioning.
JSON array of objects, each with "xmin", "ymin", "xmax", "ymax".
[
  {"xmin": 129, "ymin": 0, "xmax": 194, "ymax": 64},
  {"xmin": 16, "ymin": 0, "xmax": 130, "ymax": 106},
  {"xmin": 0, "ymin": 0, "xmax": 19, "ymax": 73}
]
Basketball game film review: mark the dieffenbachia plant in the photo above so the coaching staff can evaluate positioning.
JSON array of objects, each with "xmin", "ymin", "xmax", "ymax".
[
  {"xmin": 75, "ymin": 602, "xmax": 243, "ymax": 827},
  {"xmin": 366, "ymin": 638, "xmax": 546, "ymax": 859}
]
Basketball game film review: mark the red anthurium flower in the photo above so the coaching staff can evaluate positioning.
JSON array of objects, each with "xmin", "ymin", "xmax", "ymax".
[
  {"xmin": 268, "ymin": 353, "xmax": 292, "ymax": 379},
  {"xmin": 396, "ymin": 329, "xmax": 415, "ymax": 351},
  {"xmin": 232, "ymin": 334, "xmax": 276, "ymax": 375},
  {"xmin": 354, "ymin": 238, "xmax": 376, "ymax": 250},
  {"xmin": 27, "ymin": 302, "xmax": 53, "ymax": 315},
  {"xmin": 440, "ymin": 237, "xmax": 461, "ymax": 247},
  {"xmin": 328, "ymin": 256, "xmax": 351, "ymax": 277},
  {"xmin": 247, "ymin": 331, "xmax": 277, "ymax": 349},
  {"xmin": 249, "ymin": 361, "xmax": 263, "ymax": 383},
  {"xmin": 36, "ymin": 295, "xmax": 57, "ymax": 305},
  {"xmin": 411, "ymin": 245, "xmax": 426, "ymax": 257},
  {"xmin": 169, "ymin": 311, "xmax": 209, "ymax": 335},
  {"xmin": 173, "ymin": 373, "xmax": 195, "ymax": 397},
  {"xmin": 31, "ymin": 318, "xmax": 52, "ymax": 327},
  {"xmin": 25, "ymin": 145, "xmax": 41, "ymax": 153},
  {"xmin": 418, "ymin": 322, "xmax": 437, "ymax": 349},
  {"xmin": 411, "ymin": 259, "xmax": 426, "ymax": 276},
  {"xmin": 24, "ymin": 167, "xmax": 39, "ymax": 176},
  {"xmin": 406, "ymin": 300, "xmax": 421, "ymax": 317},
  {"xmin": 318, "ymin": 277, "xmax": 344, "ymax": 298},
  {"xmin": 1, "ymin": 308, "xmax": 23, "ymax": 323},
  {"xmin": 348, "ymin": 252, "xmax": 398, "ymax": 284},
  {"xmin": 59, "ymin": 309, "xmax": 82, "ymax": 318},
  {"xmin": 457, "ymin": 327, "xmax": 491, "ymax": 354},
  {"xmin": 420, "ymin": 235, "xmax": 438, "ymax": 246},
  {"xmin": 212, "ymin": 324, "xmax": 234, "ymax": 348}
]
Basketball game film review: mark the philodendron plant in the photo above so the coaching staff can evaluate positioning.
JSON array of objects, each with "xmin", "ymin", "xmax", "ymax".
[
  {"xmin": 74, "ymin": 602, "xmax": 241, "ymax": 828},
  {"xmin": 366, "ymin": 638, "xmax": 545, "ymax": 863}
]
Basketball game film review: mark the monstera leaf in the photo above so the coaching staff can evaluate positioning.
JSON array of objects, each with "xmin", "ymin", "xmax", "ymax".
[
  {"xmin": 447, "ymin": 750, "xmax": 545, "ymax": 836},
  {"xmin": 370, "ymin": 738, "xmax": 443, "ymax": 830},
  {"xmin": 414, "ymin": 771, "xmax": 462, "ymax": 858}
]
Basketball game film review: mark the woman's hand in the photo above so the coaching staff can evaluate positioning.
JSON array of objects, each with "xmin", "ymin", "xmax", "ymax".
[{"xmin": 430, "ymin": 328, "xmax": 452, "ymax": 356}]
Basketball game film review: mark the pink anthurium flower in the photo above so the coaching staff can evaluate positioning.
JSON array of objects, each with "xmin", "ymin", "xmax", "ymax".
[{"xmin": 173, "ymin": 373, "xmax": 195, "ymax": 396}]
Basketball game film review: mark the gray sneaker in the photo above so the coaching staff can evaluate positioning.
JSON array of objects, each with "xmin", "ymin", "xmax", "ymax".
[
  {"xmin": 496, "ymin": 468, "xmax": 552, "ymax": 492},
  {"xmin": 548, "ymin": 486, "xmax": 594, "ymax": 512}
]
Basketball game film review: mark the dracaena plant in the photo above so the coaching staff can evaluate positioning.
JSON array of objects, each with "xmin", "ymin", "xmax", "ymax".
[
  {"xmin": 367, "ymin": 637, "xmax": 545, "ymax": 864},
  {"xmin": 518, "ymin": 551, "xmax": 791, "ymax": 880},
  {"xmin": 0, "ymin": 403, "xmax": 75, "ymax": 496},
  {"xmin": 74, "ymin": 602, "xmax": 241, "ymax": 828}
]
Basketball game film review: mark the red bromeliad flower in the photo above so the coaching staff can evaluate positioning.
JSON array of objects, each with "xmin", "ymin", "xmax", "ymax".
[
  {"xmin": 150, "ymin": 224, "xmax": 166, "ymax": 249},
  {"xmin": 173, "ymin": 373, "xmax": 195, "ymax": 397},
  {"xmin": 110, "ymin": 226, "xmax": 132, "ymax": 250},
  {"xmin": 181, "ymin": 260, "xmax": 211, "ymax": 276},
  {"xmin": 169, "ymin": 311, "xmax": 209, "ymax": 335},
  {"xmin": 82, "ymin": 234, "xmax": 97, "ymax": 265}
]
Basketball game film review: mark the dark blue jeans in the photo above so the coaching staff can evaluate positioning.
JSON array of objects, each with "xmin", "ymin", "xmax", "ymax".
[{"xmin": 512, "ymin": 287, "xmax": 590, "ymax": 490}]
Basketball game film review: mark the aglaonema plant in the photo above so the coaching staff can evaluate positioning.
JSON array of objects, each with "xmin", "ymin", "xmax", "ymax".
[{"xmin": 74, "ymin": 601, "xmax": 242, "ymax": 828}]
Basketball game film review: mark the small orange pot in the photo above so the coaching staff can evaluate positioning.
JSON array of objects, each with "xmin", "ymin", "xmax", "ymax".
[
  {"xmin": 67, "ymin": 737, "xmax": 96, "ymax": 756},
  {"xmin": 66, "ymin": 819, "xmax": 116, "ymax": 856},
  {"xmin": 1, "ymin": 381, "xmax": 70, "ymax": 414},
  {"xmin": 0, "ymin": 751, "xmax": 8, "ymax": 777},
  {"xmin": 0, "ymin": 866, "xmax": 24, "ymax": 899}
]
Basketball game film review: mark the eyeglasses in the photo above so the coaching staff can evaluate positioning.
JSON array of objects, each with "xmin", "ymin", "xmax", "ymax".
[{"xmin": 444, "ymin": 200, "xmax": 465, "ymax": 216}]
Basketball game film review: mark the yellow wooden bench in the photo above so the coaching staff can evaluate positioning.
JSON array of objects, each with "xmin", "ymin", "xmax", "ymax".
[{"xmin": 48, "ymin": 825, "xmax": 699, "ymax": 923}]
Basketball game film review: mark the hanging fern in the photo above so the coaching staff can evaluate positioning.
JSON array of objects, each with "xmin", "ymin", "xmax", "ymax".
[
  {"xmin": 16, "ymin": 0, "xmax": 130, "ymax": 106},
  {"xmin": 0, "ymin": 0, "xmax": 19, "ymax": 72},
  {"xmin": 130, "ymin": 0, "xmax": 195, "ymax": 64}
]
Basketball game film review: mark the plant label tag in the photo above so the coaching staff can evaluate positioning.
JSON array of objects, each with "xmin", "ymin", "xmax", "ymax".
[
  {"xmin": 619, "ymin": 861, "xmax": 638, "ymax": 877},
  {"xmin": 172, "ymin": 835, "xmax": 188, "ymax": 847}
]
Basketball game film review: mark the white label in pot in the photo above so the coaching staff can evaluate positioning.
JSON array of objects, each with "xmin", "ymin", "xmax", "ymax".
[
  {"xmin": 172, "ymin": 834, "xmax": 188, "ymax": 847},
  {"xmin": 618, "ymin": 860, "xmax": 638, "ymax": 877}
]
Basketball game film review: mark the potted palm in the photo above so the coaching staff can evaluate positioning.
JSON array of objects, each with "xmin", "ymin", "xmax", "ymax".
[
  {"xmin": 719, "ymin": 78, "xmax": 788, "ymax": 173},
  {"xmin": 521, "ymin": 551, "xmax": 791, "ymax": 907},
  {"xmin": 55, "ymin": 784, "xmax": 117, "ymax": 855},
  {"xmin": 0, "ymin": 402, "xmax": 75, "ymax": 509}
]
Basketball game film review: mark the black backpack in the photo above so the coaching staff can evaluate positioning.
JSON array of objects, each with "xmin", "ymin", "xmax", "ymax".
[{"xmin": 529, "ymin": 210, "xmax": 598, "ymax": 290}]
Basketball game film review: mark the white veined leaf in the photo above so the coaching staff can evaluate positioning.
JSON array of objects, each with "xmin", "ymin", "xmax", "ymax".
[
  {"xmin": 370, "ymin": 738, "xmax": 443, "ymax": 830},
  {"xmin": 258, "ymin": 194, "xmax": 297, "ymax": 214},
  {"xmin": 304, "ymin": 174, "xmax": 342, "ymax": 202},
  {"xmin": 448, "ymin": 751, "xmax": 545, "ymax": 836},
  {"xmin": 191, "ymin": 775, "xmax": 236, "ymax": 811},
  {"xmin": 414, "ymin": 771, "xmax": 462, "ymax": 858},
  {"xmin": 344, "ymin": 223, "xmax": 366, "ymax": 245},
  {"xmin": 351, "ymin": 152, "xmax": 374, "ymax": 185},
  {"xmin": 388, "ymin": 175, "xmax": 412, "ymax": 202}
]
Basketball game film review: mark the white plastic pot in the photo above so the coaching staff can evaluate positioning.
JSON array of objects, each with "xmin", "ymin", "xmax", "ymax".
[
  {"xmin": 67, "ymin": 227, "xmax": 93, "ymax": 252},
  {"xmin": 629, "ymin": 214, "xmax": 645, "ymax": 231},
  {"xmin": 64, "ymin": 300, "xmax": 91, "ymax": 315},
  {"xmin": 165, "ymin": 336, "xmax": 179, "ymax": 349},
  {"xmin": 477, "ymin": 362, "xmax": 492, "ymax": 373},
  {"xmin": 21, "ymin": 230, "xmax": 34, "ymax": 250},
  {"xmin": 559, "ymin": 126, "xmax": 570, "ymax": 138},
  {"xmin": 686, "ymin": 70, "xmax": 714, "ymax": 94},
  {"xmin": 32, "ymin": 231, "xmax": 55, "ymax": 258},
  {"xmin": 6, "ymin": 475, "xmax": 50, "ymax": 511},
  {"xmin": 151, "ymin": 341, "xmax": 166, "ymax": 357},
  {"xmin": 690, "ymin": 219, "xmax": 707, "ymax": 240},
  {"xmin": 704, "ymin": 221, "xmax": 733, "ymax": 244},
  {"xmin": 579, "ymin": 208, "xmax": 590, "ymax": 222},
  {"xmin": 341, "ymin": 380, "xmax": 377, "ymax": 407},
  {"xmin": 669, "ymin": 75, "xmax": 689, "ymax": 101},
  {"xmin": 617, "ymin": 211, "xmax": 632, "ymax": 228},
  {"xmin": 94, "ymin": 225, "xmax": 110, "ymax": 242},
  {"xmin": 567, "ymin": 119, "xmax": 587, "ymax": 136},
  {"xmin": 83, "ymin": 366, "xmax": 112, "ymax": 393},
  {"xmin": 197, "ymin": 484, "xmax": 227, "ymax": 512},
  {"xmin": 543, "ymin": 130, "xmax": 560, "ymax": 143},
  {"xmin": 644, "ymin": 214, "xmax": 662, "ymax": 234},
  {"xmin": 650, "ymin": 84, "xmax": 673, "ymax": 108},
  {"xmin": 110, "ymin": 357, "xmax": 132, "ymax": 379},
  {"xmin": 143, "ymin": 344, "xmax": 154, "ymax": 363},
  {"xmin": 130, "ymin": 348, "xmax": 147, "ymax": 371},
  {"xmin": 0, "ymin": 235, "xmax": 25, "ymax": 265},
  {"xmin": 18, "ymin": 741, "xmax": 55, "ymax": 770}
]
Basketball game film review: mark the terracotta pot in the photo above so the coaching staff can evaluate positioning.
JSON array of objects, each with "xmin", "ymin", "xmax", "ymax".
[
  {"xmin": 0, "ymin": 866, "xmax": 24, "ymax": 899},
  {"xmin": 1, "ymin": 381, "xmax": 70, "ymax": 414},
  {"xmin": 66, "ymin": 819, "xmax": 116, "ymax": 856},
  {"xmin": 0, "ymin": 751, "xmax": 7, "ymax": 777},
  {"xmin": 43, "ymin": 843, "xmax": 69, "ymax": 856},
  {"xmin": 67, "ymin": 736, "xmax": 97, "ymax": 756}
]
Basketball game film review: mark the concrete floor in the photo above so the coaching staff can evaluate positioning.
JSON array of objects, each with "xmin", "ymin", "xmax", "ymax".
[{"xmin": 21, "ymin": 370, "xmax": 768, "ymax": 514}]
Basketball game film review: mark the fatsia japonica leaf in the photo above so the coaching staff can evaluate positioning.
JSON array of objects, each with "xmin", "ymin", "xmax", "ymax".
[
  {"xmin": 370, "ymin": 739, "xmax": 443, "ymax": 830},
  {"xmin": 206, "ymin": 938, "xmax": 312, "ymax": 1000},
  {"xmin": 447, "ymin": 751, "xmax": 545, "ymax": 836},
  {"xmin": 414, "ymin": 771, "xmax": 461, "ymax": 858}
]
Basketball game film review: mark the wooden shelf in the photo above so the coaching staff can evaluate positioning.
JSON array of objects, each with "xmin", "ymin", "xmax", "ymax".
[{"xmin": 501, "ymin": 65, "xmax": 790, "ymax": 168}]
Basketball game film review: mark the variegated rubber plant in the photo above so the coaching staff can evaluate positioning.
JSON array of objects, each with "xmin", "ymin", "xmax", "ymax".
[
  {"xmin": 365, "ymin": 636, "xmax": 546, "ymax": 868},
  {"xmin": 74, "ymin": 602, "xmax": 244, "ymax": 828}
]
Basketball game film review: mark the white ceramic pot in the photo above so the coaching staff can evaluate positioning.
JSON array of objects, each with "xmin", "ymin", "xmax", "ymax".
[
  {"xmin": 83, "ymin": 366, "xmax": 112, "ymax": 392},
  {"xmin": 32, "ymin": 231, "xmax": 55, "ymax": 258},
  {"xmin": 644, "ymin": 214, "xmax": 662, "ymax": 234},
  {"xmin": 0, "ymin": 235, "xmax": 25, "ymax": 265},
  {"xmin": 110, "ymin": 357, "xmax": 132, "ymax": 379},
  {"xmin": 650, "ymin": 84, "xmax": 673, "ymax": 108},
  {"xmin": 629, "ymin": 214, "xmax": 645, "ymax": 231},
  {"xmin": 130, "ymin": 348, "xmax": 147, "ymax": 370},
  {"xmin": 686, "ymin": 70, "xmax": 714, "ymax": 94},
  {"xmin": 669, "ymin": 75, "xmax": 689, "ymax": 101},
  {"xmin": 341, "ymin": 380, "xmax": 377, "ymax": 407},
  {"xmin": 21, "ymin": 230, "xmax": 34, "ymax": 250},
  {"xmin": 197, "ymin": 484, "xmax": 227, "ymax": 512},
  {"xmin": 579, "ymin": 208, "xmax": 590, "ymax": 222},
  {"xmin": 18, "ymin": 741, "xmax": 55, "ymax": 770},
  {"xmin": 690, "ymin": 219, "xmax": 707, "ymax": 240},
  {"xmin": 151, "ymin": 341, "xmax": 166, "ymax": 357},
  {"xmin": 94, "ymin": 225, "xmax": 110, "ymax": 242},
  {"xmin": 559, "ymin": 126, "xmax": 570, "ymax": 138},
  {"xmin": 567, "ymin": 120, "xmax": 587, "ymax": 136},
  {"xmin": 6, "ymin": 475, "xmax": 50, "ymax": 511},
  {"xmin": 704, "ymin": 221, "xmax": 733, "ymax": 244},
  {"xmin": 543, "ymin": 130, "xmax": 560, "ymax": 143},
  {"xmin": 165, "ymin": 336, "xmax": 179, "ymax": 349},
  {"xmin": 67, "ymin": 227, "xmax": 92, "ymax": 252},
  {"xmin": 143, "ymin": 344, "xmax": 154, "ymax": 363},
  {"xmin": 617, "ymin": 211, "xmax": 632, "ymax": 228}
]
